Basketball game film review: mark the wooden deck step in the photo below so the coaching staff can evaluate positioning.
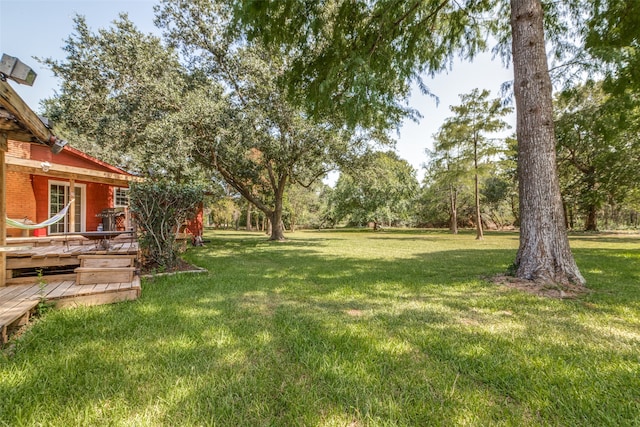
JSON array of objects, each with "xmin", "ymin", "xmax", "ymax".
[
  {"xmin": 7, "ymin": 256, "xmax": 80, "ymax": 270},
  {"xmin": 75, "ymin": 267, "xmax": 136, "ymax": 285},
  {"xmin": 77, "ymin": 254, "xmax": 136, "ymax": 268},
  {"xmin": 0, "ymin": 277, "xmax": 141, "ymax": 344}
]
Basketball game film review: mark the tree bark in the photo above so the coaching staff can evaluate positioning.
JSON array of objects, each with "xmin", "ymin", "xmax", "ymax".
[
  {"xmin": 584, "ymin": 205, "xmax": 598, "ymax": 231},
  {"xmin": 510, "ymin": 0, "xmax": 585, "ymax": 285},
  {"xmin": 474, "ymin": 145, "xmax": 483, "ymax": 240},
  {"xmin": 269, "ymin": 185, "xmax": 286, "ymax": 241},
  {"xmin": 246, "ymin": 203, "xmax": 252, "ymax": 231},
  {"xmin": 449, "ymin": 185, "xmax": 458, "ymax": 234}
]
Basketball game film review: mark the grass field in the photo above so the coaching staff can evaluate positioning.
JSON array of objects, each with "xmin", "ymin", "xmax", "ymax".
[{"xmin": 1, "ymin": 229, "xmax": 639, "ymax": 426}]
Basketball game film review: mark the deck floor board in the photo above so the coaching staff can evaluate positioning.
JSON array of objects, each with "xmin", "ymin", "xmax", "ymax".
[
  {"xmin": 1, "ymin": 277, "xmax": 141, "ymax": 344},
  {"xmin": 2, "ymin": 238, "xmax": 141, "ymax": 344}
]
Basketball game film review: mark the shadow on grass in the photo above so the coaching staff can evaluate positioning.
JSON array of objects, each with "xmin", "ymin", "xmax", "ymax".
[{"xmin": 2, "ymin": 232, "xmax": 639, "ymax": 425}]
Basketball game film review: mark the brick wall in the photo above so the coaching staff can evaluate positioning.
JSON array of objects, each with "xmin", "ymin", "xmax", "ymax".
[
  {"xmin": 7, "ymin": 141, "xmax": 30, "ymax": 159},
  {"xmin": 5, "ymin": 171, "xmax": 37, "ymax": 237},
  {"xmin": 32, "ymin": 175, "xmax": 49, "ymax": 229}
]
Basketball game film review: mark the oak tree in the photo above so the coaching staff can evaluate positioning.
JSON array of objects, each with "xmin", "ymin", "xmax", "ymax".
[
  {"xmin": 155, "ymin": 0, "xmax": 365, "ymax": 240},
  {"xmin": 41, "ymin": 14, "xmax": 199, "ymax": 181}
]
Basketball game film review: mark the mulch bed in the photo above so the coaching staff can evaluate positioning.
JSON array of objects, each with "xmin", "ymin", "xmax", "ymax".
[{"xmin": 140, "ymin": 258, "xmax": 206, "ymax": 277}]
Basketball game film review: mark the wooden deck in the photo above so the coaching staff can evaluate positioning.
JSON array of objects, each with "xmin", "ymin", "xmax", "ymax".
[
  {"xmin": 0, "ymin": 276, "xmax": 141, "ymax": 344},
  {"xmin": 5, "ymin": 235, "xmax": 138, "ymax": 285},
  {"xmin": 1, "ymin": 235, "xmax": 141, "ymax": 344}
]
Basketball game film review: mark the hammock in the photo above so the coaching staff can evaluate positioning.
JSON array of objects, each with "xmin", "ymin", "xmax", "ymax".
[{"xmin": 6, "ymin": 199, "xmax": 75, "ymax": 230}]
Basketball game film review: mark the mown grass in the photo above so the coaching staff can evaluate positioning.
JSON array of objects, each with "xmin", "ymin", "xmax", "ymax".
[{"xmin": 1, "ymin": 229, "xmax": 639, "ymax": 426}]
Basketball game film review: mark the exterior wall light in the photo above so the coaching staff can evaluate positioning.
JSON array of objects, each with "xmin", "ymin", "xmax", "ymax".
[
  {"xmin": 50, "ymin": 137, "xmax": 67, "ymax": 154},
  {"xmin": 0, "ymin": 54, "xmax": 37, "ymax": 86}
]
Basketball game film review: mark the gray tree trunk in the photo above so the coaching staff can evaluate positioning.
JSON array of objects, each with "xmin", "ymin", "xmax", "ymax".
[
  {"xmin": 474, "ymin": 139, "xmax": 483, "ymax": 240},
  {"xmin": 510, "ymin": 0, "xmax": 585, "ymax": 285},
  {"xmin": 246, "ymin": 203, "xmax": 252, "ymax": 231},
  {"xmin": 269, "ymin": 210, "xmax": 285, "ymax": 241},
  {"xmin": 450, "ymin": 185, "xmax": 458, "ymax": 234}
]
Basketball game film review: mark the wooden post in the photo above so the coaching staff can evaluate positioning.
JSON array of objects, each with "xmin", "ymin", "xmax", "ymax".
[
  {"xmin": 69, "ymin": 179, "xmax": 76, "ymax": 232},
  {"xmin": 1, "ymin": 132, "xmax": 7, "ymax": 287}
]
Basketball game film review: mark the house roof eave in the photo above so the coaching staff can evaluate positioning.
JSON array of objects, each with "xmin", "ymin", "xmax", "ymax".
[
  {"xmin": 6, "ymin": 155, "xmax": 143, "ymax": 187},
  {"xmin": 0, "ymin": 79, "xmax": 60, "ymax": 148}
]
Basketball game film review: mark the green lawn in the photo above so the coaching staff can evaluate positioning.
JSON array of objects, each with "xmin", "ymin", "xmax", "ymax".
[{"xmin": 1, "ymin": 229, "xmax": 639, "ymax": 426}]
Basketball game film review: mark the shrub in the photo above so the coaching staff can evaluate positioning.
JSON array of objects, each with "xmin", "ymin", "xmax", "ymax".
[{"xmin": 129, "ymin": 180, "xmax": 204, "ymax": 270}]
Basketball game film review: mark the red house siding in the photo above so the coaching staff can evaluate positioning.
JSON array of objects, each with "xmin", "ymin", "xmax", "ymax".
[
  {"xmin": 30, "ymin": 145, "xmax": 124, "ymax": 173},
  {"xmin": 86, "ymin": 182, "xmax": 112, "ymax": 231},
  {"xmin": 32, "ymin": 177, "xmax": 115, "ymax": 233},
  {"xmin": 185, "ymin": 202, "xmax": 204, "ymax": 238}
]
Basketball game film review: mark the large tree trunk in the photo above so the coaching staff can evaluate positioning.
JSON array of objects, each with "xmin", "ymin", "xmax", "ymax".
[
  {"xmin": 510, "ymin": 0, "xmax": 585, "ymax": 286},
  {"xmin": 269, "ymin": 192, "xmax": 286, "ymax": 241}
]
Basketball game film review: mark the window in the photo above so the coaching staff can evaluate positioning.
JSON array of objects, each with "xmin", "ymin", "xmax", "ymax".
[
  {"xmin": 114, "ymin": 187, "xmax": 129, "ymax": 207},
  {"xmin": 49, "ymin": 182, "xmax": 85, "ymax": 234}
]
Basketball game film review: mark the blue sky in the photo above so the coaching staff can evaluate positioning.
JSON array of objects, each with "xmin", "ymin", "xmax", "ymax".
[{"xmin": 1, "ymin": 0, "xmax": 515, "ymax": 181}]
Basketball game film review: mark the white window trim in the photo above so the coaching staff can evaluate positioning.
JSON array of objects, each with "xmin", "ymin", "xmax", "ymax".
[
  {"xmin": 48, "ymin": 180, "xmax": 87, "ymax": 234},
  {"xmin": 114, "ymin": 187, "xmax": 130, "ymax": 208}
]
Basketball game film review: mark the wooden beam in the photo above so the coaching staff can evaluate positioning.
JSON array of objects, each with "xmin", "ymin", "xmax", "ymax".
[
  {"xmin": 2, "ymin": 130, "xmax": 38, "ymax": 142},
  {"xmin": 0, "ymin": 110, "xmax": 42, "ymax": 143},
  {"xmin": 0, "ymin": 80, "xmax": 54, "ymax": 144},
  {"xmin": 1, "ymin": 132, "xmax": 7, "ymax": 286},
  {"xmin": 69, "ymin": 179, "xmax": 76, "ymax": 233},
  {"xmin": 5, "ymin": 156, "xmax": 142, "ymax": 187}
]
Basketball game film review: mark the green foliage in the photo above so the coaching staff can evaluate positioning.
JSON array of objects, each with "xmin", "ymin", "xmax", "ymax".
[
  {"xmin": 129, "ymin": 180, "xmax": 204, "ymax": 269},
  {"xmin": 585, "ymin": 0, "xmax": 640, "ymax": 93},
  {"xmin": 40, "ymin": 14, "xmax": 205, "ymax": 182},
  {"xmin": 330, "ymin": 151, "xmax": 418, "ymax": 228},
  {"xmin": 207, "ymin": 196, "xmax": 240, "ymax": 229},
  {"xmin": 155, "ymin": 0, "xmax": 372, "ymax": 240},
  {"xmin": 232, "ymin": 0, "xmax": 496, "ymax": 130},
  {"xmin": 414, "ymin": 178, "xmax": 468, "ymax": 228},
  {"xmin": 283, "ymin": 182, "xmax": 327, "ymax": 231},
  {"xmin": 555, "ymin": 81, "xmax": 640, "ymax": 230},
  {"xmin": 481, "ymin": 176, "xmax": 515, "ymax": 229}
]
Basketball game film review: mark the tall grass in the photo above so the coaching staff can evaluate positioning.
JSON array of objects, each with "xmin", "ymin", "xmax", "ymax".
[{"xmin": 1, "ymin": 229, "xmax": 638, "ymax": 426}]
